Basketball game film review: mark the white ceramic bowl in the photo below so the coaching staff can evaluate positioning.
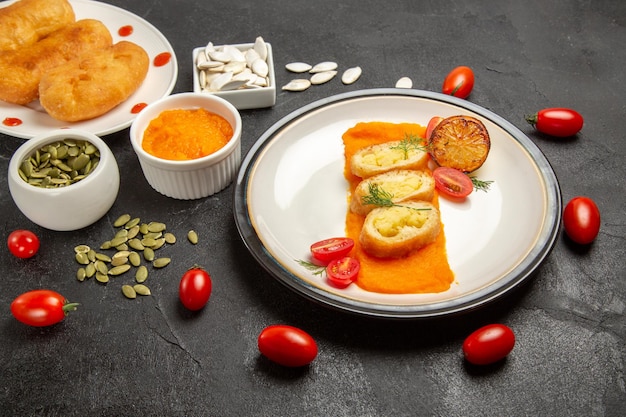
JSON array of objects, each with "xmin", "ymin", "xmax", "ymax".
[
  {"xmin": 129, "ymin": 92, "xmax": 242, "ymax": 200},
  {"xmin": 192, "ymin": 42, "xmax": 276, "ymax": 110},
  {"xmin": 8, "ymin": 129, "xmax": 120, "ymax": 231}
]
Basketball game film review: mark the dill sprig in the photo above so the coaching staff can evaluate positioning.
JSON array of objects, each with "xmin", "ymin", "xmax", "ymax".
[
  {"xmin": 295, "ymin": 259, "xmax": 326, "ymax": 276},
  {"xmin": 361, "ymin": 183, "xmax": 431, "ymax": 211},
  {"xmin": 470, "ymin": 176, "xmax": 493, "ymax": 192},
  {"xmin": 389, "ymin": 134, "xmax": 429, "ymax": 159}
]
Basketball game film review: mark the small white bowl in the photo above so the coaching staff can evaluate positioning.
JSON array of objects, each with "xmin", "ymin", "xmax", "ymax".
[
  {"xmin": 192, "ymin": 42, "xmax": 276, "ymax": 110},
  {"xmin": 129, "ymin": 92, "xmax": 242, "ymax": 200},
  {"xmin": 8, "ymin": 129, "xmax": 120, "ymax": 231}
]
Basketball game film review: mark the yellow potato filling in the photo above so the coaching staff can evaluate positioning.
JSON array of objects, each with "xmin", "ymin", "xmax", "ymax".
[
  {"xmin": 374, "ymin": 176, "xmax": 423, "ymax": 199},
  {"xmin": 372, "ymin": 206, "xmax": 428, "ymax": 237},
  {"xmin": 361, "ymin": 147, "xmax": 417, "ymax": 167}
]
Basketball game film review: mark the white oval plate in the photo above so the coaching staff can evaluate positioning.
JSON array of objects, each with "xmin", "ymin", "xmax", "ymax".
[
  {"xmin": 0, "ymin": 0, "xmax": 178, "ymax": 139},
  {"xmin": 234, "ymin": 89, "xmax": 561, "ymax": 318}
]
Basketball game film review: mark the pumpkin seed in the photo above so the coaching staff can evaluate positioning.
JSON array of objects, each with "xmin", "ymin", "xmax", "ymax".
[
  {"xmin": 95, "ymin": 272, "xmax": 109, "ymax": 283},
  {"xmin": 129, "ymin": 251, "xmax": 141, "ymax": 267},
  {"xmin": 95, "ymin": 260, "xmax": 108, "ymax": 275},
  {"xmin": 125, "ymin": 217, "xmax": 141, "ymax": 229},
  {"xmin": 109, "ymin": 264, "xmax": 131, "ymax": 276},
  {"xmin": 115, "ymin": 229, "xmax": 129, "ymax": 239},
  {"xmin": 74, "ymin": 244, "xmax": 91, "ymax": 254},
  {"xmin": 152, "ymin": 257, "xmax": 171, "ymax": 268},
  {"xmin": 87, "ymin": 249, "xmax": 96, "ymax": 262},
  {"xmin": 147, "ymin": 222, "xmax": 167, "ymax": 233},
  {"xmin": 135, "ymin": 265, "xmax": 148, "ymax": 283},
  {"xmin": 100, "ymin": 241, "xmax": 112, "ymax": 250},
  {"xmin": 152, "ymin": 238, "xmax": 166, "ymax": 250},
  {"xmin": 110, "ymin": 256, "xmax": 128, "ymax": 267},
  {"xmin": 164, "ymin": 233, "xmax": 176, "ymax": 244},
  {"xmin": 143, "ymin": 247, "xmax": 155, "ymax": 261},
  {"xmin": 115, "ymin": 243, "xmax": 129, "ymax": 251},
  {"xmin": 114, "ymin": 214, "xmax": 131, "ymax": 227},
  {"xmin": 85, "ymin": 262, "xmax": 96, "ymax": 278},
  {"xmin": 95, "ymin": 252, "xmax": 111, "ymax": 262},
  {"xmin": 133, "ymin": 284, "xmax": 151, "ymax": 296},
  {"xmin": 128, "ymin": 238, "xmax": 145, "ymax": 250},
  {"xmin": 75, "ymin": 252, "xmax": 90, "ymax": 265},
  {"xmin": 141, "ymin": 237, "xmax": 157, "ymax": 248},
  {"xmin": 76, "ymin": 268, "xmax": 86, "ymax": 282},
  {"xmin": 139, "ymin": 223, "xmax": 149, "ymax": 234},
  {"xmin": 122, "ymin": 285, "xmax": 136, "ymax": 299},
  {"xmin": 187, "ymin": 230, "xmax": 199, "ymax": 244},
  {"xmin": 127, "ymin": 225, "xmax": 140, "ymax": 239},
  {"xmin": 109, "ymin": 236, "xmax": 128, "ymax": 247}
]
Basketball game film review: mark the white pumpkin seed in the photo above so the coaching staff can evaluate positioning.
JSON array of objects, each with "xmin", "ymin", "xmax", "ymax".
[
  {"xmin": 282, "ymin": 79, "xmax": 311, "ymax": 92},
  {"xmin": 285, "ymin": 62, "xmax": 312, "ymax": 73},
  {"xmin": 395, "ymin": 76, "xmax": 413, "ymax": 89},
  {"xmin": 342, "ymin": 66, "xmax": 362, "ymax": 84},
  {"xmin": 253, "ymin": 36, "xmax": 268, "ymax": 61},
  {"xmin": 310, "ymin": 61, "xmax": 338, "ymax": 73},
  {"xmin": 310, "ymin": 70, "xmax": 337, "ymax": 85},
  {"xmin": 251, "ymin": 59, "xmax": 269, "ymax": 78}
]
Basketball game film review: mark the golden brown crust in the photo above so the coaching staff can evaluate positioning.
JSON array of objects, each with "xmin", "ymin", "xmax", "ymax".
[
  {"xmin": 39, "ymin": 41, "xmax": 149, "ymax": 122},
  {"xmin": 350, "ymin": 169, "xmax": 435, "ymax": 216},
  {"xmin": 0, "ymin": 19, "xmax": 112, "ymax": 105},
  {"xmin": 350, "ymin": 140, "xmax": 429, "ymax": 179},
  {"xmin": 0, "ymin": 0, "xmax": 76, "ymax": 51},
  {"xmin": 360, "ymin": 201, "xmax": 440, "ymax": 258}
]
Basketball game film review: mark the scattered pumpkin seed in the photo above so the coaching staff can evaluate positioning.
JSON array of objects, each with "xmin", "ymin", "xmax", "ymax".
[
  {"xmin": 139, "ymin": 223, "xmax": 149, "ymax": 234},
  {"xmin": 122, "ymin": 285, "xmax": 137, "ymax": 299},
  {"xmin": 125, "ymin": 217, "xmax": 141, "ymax": 229},
  {"xmin": 85, "ymin": 262, "xmax": 96, "ymax": 278},
  {"xmin": 114, "ymin": 214, "xmax": 131, "ymax": 227},
  {"xmin": 187, "ymin": 230, "xmax": 199, "ymax": 245},
  {"xmin": 95, "ymin": 260, "xmax": 108, "ymax": 275},
  {"xmin": 75, "ymin": 252, "xmax": 90, "ymax": 265},
  {"xmin": 74, "ymin": 245, "xmax": 90, "ymax": 254},
  {"xmin": 152, "ymin": 238, "xmax": 166, "ymax": 250},
  {"xmin": 152, "ymin": 257, "xmax": 171, "ymax": 268},
  {"xmin": 111, "ymin": 256, "xmax": 129, "ymax": 267},
  {"xmin": 141, "ymin": 237, "xmax": 157, "ymax": 248},
  {"xmin": 115, "ymin": 243, "xmax": 129, "ymax": 251},
  {"xmin": 76, "ymin": 268, "xmax": 86, "ymax": 282},
  {"xmin": 115, "ymin": 228, "xmax": 129, "ymax": 239},
  {"xmin": 143, "ymin": 247, "xmax": 155, "ymax": 261},
  {"xmin": 109, "ymin": 264, "xmax": 131, "ymax": 276},
  {"xmin": 109, "ymin": 236, "xmax": 128, "ymax": 247},
  {"xmin": 133, "ymin": 284, "xmax": 151, "ymax": 296},
  {"xmin": 164, "ymin": 233, "xmax": 176, "ymax": 244},
  {"xmin": 95, "ymin": 273, "xmax": 109, "ymax": 283},
  {"xmin": 128, "ymin": 238, "xmax": 145, "ymax": 251},
  {"xmin": 95, "ymin": 252, "xmax": 112, "ymax": 262},
  {"xmin": 100, "ymin": 241, "xmax": 112, "ymax": 250},
  {"xmin": 135, "ymin": 265, "xmax": 148, "ymax": 283},
  {"xmin": 87, "ymin": 249, "xmax": 96, "ymax": 262},
  {"xmin": 129, "ymin": 252, "xmax": 141, "ymax": 267},
  {"xmin": 147, "ymin": 222, "xmax": 167, "ymax": 233},
  {"xmin": 127, "ymin": 225, "xmax": 140, "ymax": 239}
]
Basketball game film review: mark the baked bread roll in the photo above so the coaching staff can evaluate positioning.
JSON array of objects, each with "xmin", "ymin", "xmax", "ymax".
[
  {"xmin": 0, "ymin": 0, "xmax": 75, "ymax": 51},
  {"xmin": 39, "ymin": 41, "xmax": 149, "ymax": 122},
  {"xmin": 0, "ymin": 19, "xmax": 112, "ymax": 105},
  {"xmin": 360, "ymin": 201, "xmax": 440, "ymax": 258},
  {"xmin": 350, "ymin": 169, "xmax": 435, "ymax": 215},
  {"xmin": 350, "ymin": 139, "xmax": 429, "ymax": 178}
]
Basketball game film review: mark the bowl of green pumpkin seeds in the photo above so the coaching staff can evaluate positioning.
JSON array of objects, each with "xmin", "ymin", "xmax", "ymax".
[{"xmin": 8, "ymin": 129, "xmax": 120, "ymax": 231}]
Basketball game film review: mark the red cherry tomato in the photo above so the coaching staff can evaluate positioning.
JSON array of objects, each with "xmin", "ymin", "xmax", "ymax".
[
  {"xmin": 310, "ymin": 237, "xmax": 354, "ymax": 263},
  {"xmin": 563, "ymin": 196, "xmax": 601, "ymax": 244},
  {"xmin": 442, "ymin": 66, "xmax": 474, "ymax": 99},
  {"xmin": 463, "ymin": 324, "xmax": 515, "ymax": 365},
  {"xmin": 258, "ymin": 324, "xmax": 318, "ymax": 367},
  {"xmin": 11, "ymin": 290, "xmax": 79, "ymax": 327},
  {"xmin": 525, "ymin": 108, "xmax": 583, "ymax": 137},
  {"xmin": 7, "ymin": 229, "xmax": 40, "ymax": 259},
  {"xmin": 433, "ymin": 167, "xmax": 473, "ymax": 199},
  {"xmin": 179, "ymin": 267, "xmax": 212, "ymax": 311},
  {"xmin": 425, "ymin": 116, "xmax": 444, "ymax": 142},
  {"xmin": 326, "ymin": 256, "xmax": 360, "ymax": 288}
]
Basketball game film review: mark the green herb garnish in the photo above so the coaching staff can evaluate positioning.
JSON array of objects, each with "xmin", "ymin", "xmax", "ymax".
[
  {"xmin": 296, "ymin": 259, "xmax": 326, "ymax": 276},
  {"xmin": 470, "ymin": 177, "xmax": 493, "ymax": 192},
  {"xmin": 361, "ymin": 183, "xmax": 431, "ymax": 211},
  {"xmin": 389, "ymin": 134, "xmax": 429, "ymax": 159}
]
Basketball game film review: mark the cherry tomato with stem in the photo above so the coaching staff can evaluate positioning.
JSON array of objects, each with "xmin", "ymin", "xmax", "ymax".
[
  {"xmin": 11, "ymin": 290, "xmax": 79, "ymax": 327},
  {"xmin": 525, "ymin": 108, "xmax": 583, "ymax": 137},
  {"xmin": 7, "ymin": 229, "xmax": 40, "ymax": 259},
  {"xmin": 563, "ymin": 196, "xmax": 601, "ymax": 244},
  {"xmin": 326, "ymin": 256, "xmax": 360, "ymax": 288},
  {"xmin": 463, "ymin": 323, "xmax": 515, "ymax": 365},
  {"xmin": 433, "ymin": 167, "xmax": 473, "ymax": 199},
  {"xmin": 179, "ymin": 266, "xmax": 212, "ymax": 311},
  {"xmin": 442, "ymin": 66, "xmax": 474, "ymax": 99},
  {"xmin": 425, "ymin": 116, "xmax": 444, "ymax": 142},
  {"xmin": 310, "ymin": 237, "xmax": 354, "ymax": 263},
  {"xmin": 258, "ymin": 324, "xmax": 318, "ymax": 367}
]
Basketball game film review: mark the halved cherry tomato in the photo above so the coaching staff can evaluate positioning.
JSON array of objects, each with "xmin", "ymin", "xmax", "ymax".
[
  {"xmin": 7, "ymin": 229, "xmax": 40, "ymax": 259},
  {"xmin": 258, "ymin": 324, "xmax": 318, "ymax": 367},
  {"xmin": 326, "ymin": 256, "xmax": 360, "ymax": 288},
  {"xmin": 11, "ymin": 290, "xmax": 79, "ymax": 327},
  {"xmin": 563, "ymin": 196, "xmax": 601, "ymax": 244},
  {"xmin": 310, "ymin": 237, "xmax": 354, "ymax": 263},
  {"xmin": 433, "ymin": 167, "xmax": 473, "ymax": 199},
  {"xmin": 525, "ymin": 108, "xmax": 583, "ymax": 137},
  {"xmin": 463, "ymin": 323, "xmax": 515, "ymax": 365},
  {"xmin": 179, "ymin": 266, "xmax": 212, "ymax": 311},
  {"xmin": 442, "ymin": 66, "xmax": 474, "ymax": 99},
  {"xmin": 425, "ymin": 116, "xmax": 444, "ymax": 142}
]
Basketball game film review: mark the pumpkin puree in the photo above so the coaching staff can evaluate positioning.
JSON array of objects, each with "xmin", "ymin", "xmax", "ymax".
[
  {"xmin": 342, "ymin": 122, "xmax": 455, "ymax": 294},
  {"xmin": 142, "ymin": 108, "xmax": 233, "ymax": 160}
]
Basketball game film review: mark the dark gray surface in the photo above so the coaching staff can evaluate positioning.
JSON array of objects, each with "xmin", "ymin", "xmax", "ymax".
[{"xmin": 1, "ymin": 0, "xmax": 624, "ymax": 416}]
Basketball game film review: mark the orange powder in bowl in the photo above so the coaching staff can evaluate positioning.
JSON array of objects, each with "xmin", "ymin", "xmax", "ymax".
[
  {"xmin": 142, "ymin": 108, "xmax": 233, "ymax": 160},
  {"xmin": 342, "ymin": 121, "xmax": 455, "ymax": 294}
]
